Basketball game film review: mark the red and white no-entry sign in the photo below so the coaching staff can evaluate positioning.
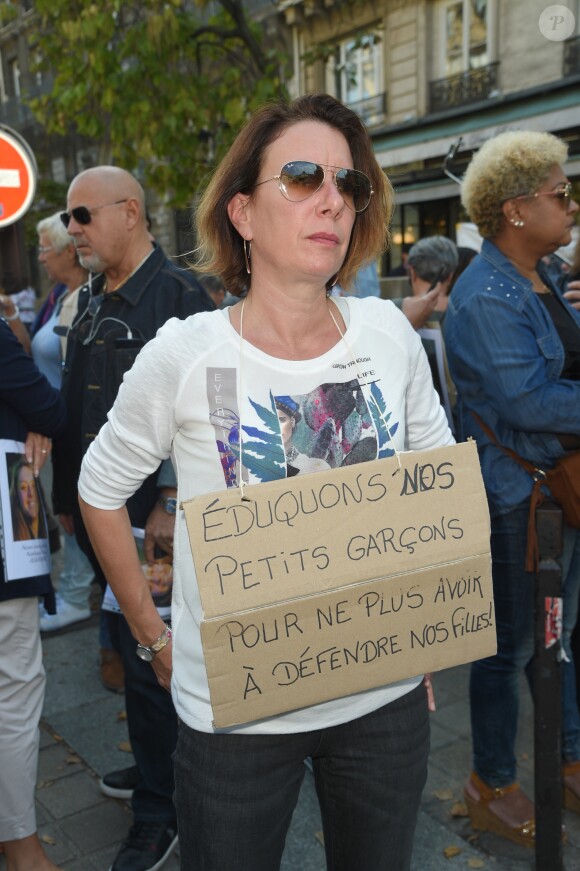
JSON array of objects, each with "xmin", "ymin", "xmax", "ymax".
[{"xmin": 0, "ymin": 126, "xmax": 37, "ymax": 227}]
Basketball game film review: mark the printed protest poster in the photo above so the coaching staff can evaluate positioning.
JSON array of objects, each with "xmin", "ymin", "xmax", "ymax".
[
  {"xmin": 0, "ymin": 439, "xmax": 50, "ymax": 581},
  {"xmin": 103, "ymin": 528, "xmax": 173, "ymax": 619},
  {"xmin": 183, "ymin": 440, "xmax": 495, "ymax": 728}
]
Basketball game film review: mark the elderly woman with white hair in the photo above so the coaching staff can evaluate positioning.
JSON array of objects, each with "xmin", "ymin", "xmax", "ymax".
[
  {"xmin": 32, "ymin": 213, "xmax": 95, "ymax": 633},
  {"xmin": 445, "ymin": 131, "xmax": 580, "ymax": 847},
  {"xmin": 33, "ymin": 212, "xmax": 88, "ymax": 383}
]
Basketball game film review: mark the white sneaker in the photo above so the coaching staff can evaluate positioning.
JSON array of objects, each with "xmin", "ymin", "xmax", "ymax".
[{"xmin": 40, "ymin": 595, "xmax": 91, "ymax": 632}]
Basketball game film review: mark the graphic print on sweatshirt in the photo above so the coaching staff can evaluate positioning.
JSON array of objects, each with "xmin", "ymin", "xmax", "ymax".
[{"xmin": 206, "ymin": 367, "xmax": 399, "ymax": 488}]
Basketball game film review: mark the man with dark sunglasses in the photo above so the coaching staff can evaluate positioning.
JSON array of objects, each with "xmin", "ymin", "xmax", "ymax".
[{"xmin": 52, "ymin": 165, "xmax": 214, "ymax": 871}]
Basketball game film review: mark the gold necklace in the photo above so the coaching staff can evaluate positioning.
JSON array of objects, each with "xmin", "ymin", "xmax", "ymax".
[
  {"xmin": 103, "ymin": 248, "xmax": 155, "ymax": 294},
  {"xmin": 104, "ymin": 274, "xmax": 130, "ymax": 294},
  {"xmin": 509, "ymin": 260, "xmax": 552, "ymax": 294}
]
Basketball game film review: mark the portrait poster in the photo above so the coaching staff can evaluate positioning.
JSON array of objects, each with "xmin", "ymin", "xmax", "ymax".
[
  {"xmin": 418, "ymin": 327, "xmax": 454, "ymax": 432},
  {"xmin": 102, "ymin": 527, "xmax": 173, "ymax": 619},
  {"xmin": 0, "ymin": 439, "xmax": 50, "ymax": 581}
]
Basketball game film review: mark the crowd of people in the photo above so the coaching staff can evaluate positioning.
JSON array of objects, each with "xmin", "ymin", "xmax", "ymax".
[{"xmin": 0, "ymin": 91, "xmax": 579, "ymax": 871}]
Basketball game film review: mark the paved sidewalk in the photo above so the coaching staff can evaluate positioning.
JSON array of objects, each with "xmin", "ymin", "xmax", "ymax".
[{"xmin": 2, "ymin": 599, "xmax": 580, "ymax": 870}]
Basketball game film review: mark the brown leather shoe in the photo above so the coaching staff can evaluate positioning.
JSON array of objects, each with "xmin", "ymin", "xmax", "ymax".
[
  {"xmin": 464, "ymin": 771, "xmax": 535, "ymax": 848},
  {"xmin": 100, "ymin": 648, "xmax": 125, "ymax": 693},
  {"xmin": 563, "ymin": 760, "xmax": 580, "ymax": 813}
]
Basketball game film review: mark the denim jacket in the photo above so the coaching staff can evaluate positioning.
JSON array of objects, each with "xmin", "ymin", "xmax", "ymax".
[{"xmin": 444, "ymin": 239, "xmax": 580, "ymax": 517}]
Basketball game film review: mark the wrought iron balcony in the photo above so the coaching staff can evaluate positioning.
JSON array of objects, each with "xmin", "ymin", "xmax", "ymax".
[
  {"xmin": 349, "ymin": 92, "xmax": 387, "ymax": 127},
  {"xmin": 564, "ymin": 35, "xmax": 580, "ymax": 77},
  {"xmin": 429, "ymin": 62, "xmax": 500, "ymax": 114}
]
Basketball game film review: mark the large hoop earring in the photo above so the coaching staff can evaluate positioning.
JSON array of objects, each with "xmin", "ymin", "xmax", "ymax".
[{"xmin": 244, "ymin": 239, "xmax": 251, "ymax": 274}]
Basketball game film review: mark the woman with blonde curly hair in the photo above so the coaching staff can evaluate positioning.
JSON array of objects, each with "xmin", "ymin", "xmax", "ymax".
[
  {"xmin": 77, "ymin": 92, "xmax": 453, "ymax": 870},
  {"xmin": 445, "ymin": 130, "xmax": 580, "ymax": 847}
]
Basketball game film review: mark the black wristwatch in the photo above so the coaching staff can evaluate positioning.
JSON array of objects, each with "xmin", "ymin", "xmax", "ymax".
[
  {"xmin": 136, "ymin": 624, "xmax": 172, "ymax": 662},
  {"xmin": 158, "ymin": 495, "xmax": 177, "ymax": 515}
]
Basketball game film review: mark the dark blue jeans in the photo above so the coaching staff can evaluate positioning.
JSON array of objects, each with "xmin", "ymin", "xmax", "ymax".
[
  {"xmin": 107, "ymin": 612, "xmax": 177, "ymax": 824},
  {"xmin": 471, "ymin": 505, "xmax": 580, "ymax": 787},
  {"xmin": 174, "ymin": 683, "xmax": 429, "ymax": 871}
]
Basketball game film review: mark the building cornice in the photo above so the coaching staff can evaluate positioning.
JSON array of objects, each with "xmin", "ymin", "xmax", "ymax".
[{"xmin": 372, "ymin": 74, "xmax": 580, "ymax": 167}]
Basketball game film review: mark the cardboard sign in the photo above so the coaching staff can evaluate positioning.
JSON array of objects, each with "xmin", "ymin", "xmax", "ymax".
[{"xmin": 183, "ymin": 440, "xmax": 495, "ymax": 727}]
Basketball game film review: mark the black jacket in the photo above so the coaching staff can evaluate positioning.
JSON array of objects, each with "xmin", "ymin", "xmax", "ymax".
[{"xmin": 53, "ymin": 244, "xmax": 213, "ymax": 535}]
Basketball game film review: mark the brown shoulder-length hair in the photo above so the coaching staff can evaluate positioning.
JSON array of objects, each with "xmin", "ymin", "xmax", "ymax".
[{"xmin": 195, "ymin": 93, "xmax": 392, "ymax": 295}]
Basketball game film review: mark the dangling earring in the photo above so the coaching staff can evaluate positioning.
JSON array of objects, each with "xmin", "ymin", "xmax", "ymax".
[
  {"xmin": 326, "ymin": 275, "xmax": 339, "ymax": 296},
  {"xmin": 244, "ymin": 239, "xmax": 251, "ymax": 274}
]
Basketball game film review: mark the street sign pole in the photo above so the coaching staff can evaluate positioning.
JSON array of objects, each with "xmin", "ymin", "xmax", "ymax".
[{"xmin": 534, "ymin": 500, "xmax": 564, "ymax": 871}]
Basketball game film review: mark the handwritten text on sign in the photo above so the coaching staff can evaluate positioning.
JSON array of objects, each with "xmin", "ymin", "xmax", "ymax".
[{"xmin": 183, "ymin": 441, "xmax": 495, "ymax": 727}]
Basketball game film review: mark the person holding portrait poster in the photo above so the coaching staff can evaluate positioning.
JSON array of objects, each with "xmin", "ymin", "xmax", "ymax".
[{"xmin": 0, "ymin": 317, "xmax": 66, "ymax": 870}]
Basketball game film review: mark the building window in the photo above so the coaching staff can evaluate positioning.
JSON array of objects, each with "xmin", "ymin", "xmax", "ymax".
[
  {"xmin": 442, "ymin": 0, "xmax": 489, "ymax": 76},
  {"xmin": 51, "ymin": 157, "xmax": 66, "ymax": 185},
  {"xmin": 10, "ymin": 58, "xmax": 21, "ymax": 98},
  {"xmin": 326, "ymin": 30, "xmax": 386, "ymax": 126},
  {"xmin": 34, "ymin": 51, "xmax": 43, "ymax": 88},
  {"xmin": 430, "ymin": 0, "xmax": 497, "ymax": 112}
]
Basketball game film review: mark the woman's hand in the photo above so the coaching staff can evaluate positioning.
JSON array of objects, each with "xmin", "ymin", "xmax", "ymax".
[
  {"xmin": 24, "ymin": 432, "xmax": 51, "ymax": 477},
  {"xmin": 401, "ymin": 285, "xmax": 441, "ymax": 330},
  {"xmin": 564, "ymin": 280, "xmax": 580, "ymax": 310},
  {"xmin": 0, "ymin": 293, "xmax": 18, "ymax": 319},
  {"xmin": 152, "ymin": 642, "xmax": 173, "ymax": 692},
  {"xmin": 423, "ymin": 673, "xmax": 436, "ymax": 712},
  {"xmin": 0, "ymin": 294, "xmax": 31, "ymax": 353}
]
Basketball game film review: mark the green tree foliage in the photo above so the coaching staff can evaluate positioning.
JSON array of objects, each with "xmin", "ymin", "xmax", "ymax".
[{"xmin": 26, "ymin": 0, "xmax": 289, "ymax": 206}]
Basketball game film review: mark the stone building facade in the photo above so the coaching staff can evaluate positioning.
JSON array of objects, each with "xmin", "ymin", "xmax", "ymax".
[
  {"xmin": 1, "ymin": 0, "xmax": 579, "ymax": 288},
  {"xmin": 280, "ymin": 0, "xmax": 580, "ymax": 270}
]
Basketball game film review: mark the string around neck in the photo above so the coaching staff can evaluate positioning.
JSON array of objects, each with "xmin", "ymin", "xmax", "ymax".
[
  {"xmin": 237, "ymin": 298, "xmax": 247, "ymax": 500},
  {"xmin": 236, "ymin": 295, "xmax": 403, "ymax": 500}
]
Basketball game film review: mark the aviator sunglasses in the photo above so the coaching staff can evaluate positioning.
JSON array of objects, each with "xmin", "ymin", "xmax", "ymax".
[
  {"xmin": 60, "ymin": 198, "xmax": 128, "ymax": 229},
  {"xmin": 255, "ymin": 161, "xmax": 374, "ymax": 213}
]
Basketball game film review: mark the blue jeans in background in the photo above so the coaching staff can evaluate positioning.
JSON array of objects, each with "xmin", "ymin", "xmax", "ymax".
[
  {"xmin": 471, "ymin": 503, "xmax": 580, "ymax": 787},
  {"xmin": 58, "ymin": 530, "xmax": 94, "ymax": 609},
  {"xmin": 174, "ymin": 683, "xmax": 429, "ymax": 871}
]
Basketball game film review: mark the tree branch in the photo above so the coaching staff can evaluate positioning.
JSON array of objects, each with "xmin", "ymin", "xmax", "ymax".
[{"xmin": 217, "ymin": 0, "xmax": 270, "ymax": 74}]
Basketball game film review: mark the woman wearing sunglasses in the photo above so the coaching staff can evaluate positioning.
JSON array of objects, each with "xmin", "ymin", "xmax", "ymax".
[
  {"xmin": 78, "ymin": 93, "xmax": 453, "ymax": 871},
  {"xmin": 444, "ymin": 131, "xmax": 580, "ymax": 847}
]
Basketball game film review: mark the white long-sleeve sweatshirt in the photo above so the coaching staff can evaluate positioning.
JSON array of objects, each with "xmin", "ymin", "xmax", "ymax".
[{"xmin": 79, "ymin": 296, "xmax": 454, "ymax": 733}]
